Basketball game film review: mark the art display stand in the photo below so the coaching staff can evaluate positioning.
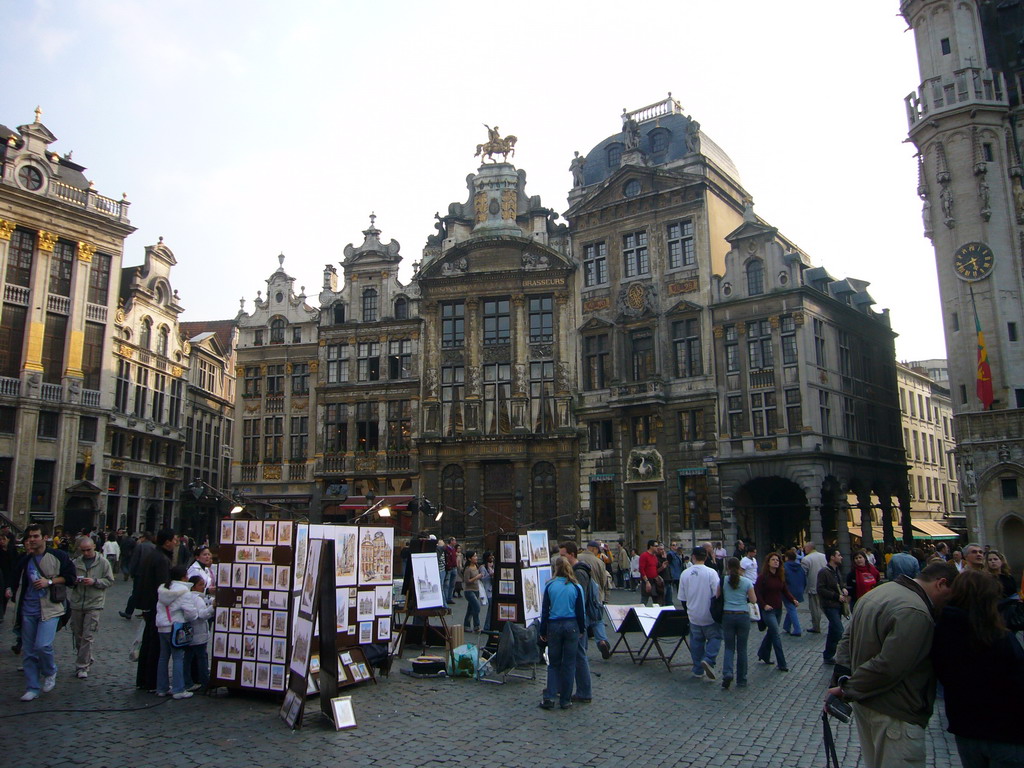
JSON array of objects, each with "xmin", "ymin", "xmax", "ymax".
[
  {"xmin": 604, "ymin": 604, "xmax": 643, "ymax": 659},
  {"xmin": 635, "ymin": 609, "xmax": 690, "ymax": 671},
  {"xmin": 609, "ymin": 606, "xmax": 688, "ymax": 668},
  {"xmin": 397, "ymin": 539, "xmax": 454, "ymax": 664},
  {"xmin": 394, "ymin": 607, "xmax": 455, "ymax": 659}
]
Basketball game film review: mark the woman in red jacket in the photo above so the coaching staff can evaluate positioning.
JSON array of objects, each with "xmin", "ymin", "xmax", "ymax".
[
  {"xmin": 845, "ymin": 549, "xmax": 881, "ymax": 608},
  {"xmin": 754, "ymin": 552, "xmax": 797, "ymax": 672}
]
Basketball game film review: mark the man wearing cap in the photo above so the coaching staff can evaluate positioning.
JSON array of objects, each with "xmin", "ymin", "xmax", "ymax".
[
  {"xmin": 579, "ymin": 540, "xmax": 612, "ymax": 659},
  {"xmin": 679, "ymin": 546, "xmax": 721, "ymax": 680}
]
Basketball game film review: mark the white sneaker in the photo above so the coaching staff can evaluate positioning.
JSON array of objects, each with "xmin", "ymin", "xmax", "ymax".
[
  {"xmin": 172, "ymin": 691, "xmax": 194, "ymax": 700},
  {"xmin": 76, "ymin": 670, "xmax": 88, "ymax": 679},
  {"xmin": 20, "ymin": 690, "xmax": 39, "ymax": 701},
  {"xmin": 41, "ymin": 675, "xmax": 56, "ymax": 692}
]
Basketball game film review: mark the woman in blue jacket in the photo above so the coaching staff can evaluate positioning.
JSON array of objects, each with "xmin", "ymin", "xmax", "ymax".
[{"xmin": 538, "ymin": 557, "xmax": 585, "ymax": 710}]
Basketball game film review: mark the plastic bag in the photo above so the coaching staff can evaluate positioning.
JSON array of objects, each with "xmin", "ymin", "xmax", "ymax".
[{"xmin": 128, "ymin": 619, "xmax": 145, "ymax": 661}]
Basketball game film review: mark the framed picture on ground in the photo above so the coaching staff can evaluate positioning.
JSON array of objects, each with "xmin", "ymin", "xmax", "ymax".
[{"xmin": 330, "ymin": 695, "xmax": 357, "ymax": 730}]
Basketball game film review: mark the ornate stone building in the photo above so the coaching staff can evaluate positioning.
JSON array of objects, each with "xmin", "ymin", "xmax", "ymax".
[
  {"xmin": 902, "ymin": 0, "xmax": 1024, "ymax": 565},
  {"xmin": 231, "ymin": 256, "xmax": 319, "ymax": 516},
  {"xmin": 106, "ymin": 240, "xmax": 190, "ymax": 533},
  {"xmin": 0, "ymin": 110, "xmax": 133, "ymax": 533},
  {"xmin": 314, "ymin": 218, "xmax": 420, "ymax": 532},
  {"xmin": 413, "ymin": 147, "xmax": 578, "ymax": 546}
]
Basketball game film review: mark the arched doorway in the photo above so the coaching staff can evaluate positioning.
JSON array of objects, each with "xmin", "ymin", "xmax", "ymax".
[
  {"xmin": 734, "ymin": 477, "xmax": 809, "ymax": 552},
  {"xmin": 1000, "ymin": 515, "xmax": 1024, "ymax": 582}
]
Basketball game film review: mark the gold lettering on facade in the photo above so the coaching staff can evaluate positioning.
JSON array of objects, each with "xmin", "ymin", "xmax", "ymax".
[
  {"xmin": 667, "ymin": 279, "xmax": 699, "ymax": 295},
  {"xmin": 582, "ymin": 297, "xmax": 611, "ymax": 312}
]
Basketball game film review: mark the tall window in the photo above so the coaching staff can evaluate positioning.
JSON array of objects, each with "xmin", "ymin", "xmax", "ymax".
[
  {"xmin": 326, "ymin": 344, "xmax": 349, "ymax": 383},
  {"xmin": 724, "ymin": 325, "xmax": 739, "ymax": 373},
  {"xmin": 747, "ymin": 320, "xmax": 773, "ymax": 370},
  {"xmin": 133, "ymin": 366, "xmax": 149, "ymax": 418},
  {"xmin": 441, "ymin": 302, "xmax": 464, "ymax": 347},
  {"xmin": 362, "ymin": 288, "xmax": 378, "ymax": 322},
  {"xmin": 813, "ymin": 318, "xmax": 827, "ymax": 367},
  {"xmin": 819, "ymin": 390, "xmax": 832, "ymax": 435},
  {"xmin": 6, "ymin": 229, "xmax": 34, "ymax": 287},
  {"xmin": 242, "ymin": 418, "xmax": 260, "ymax": 463},
  {"xmin": 82, "ymin": 322, "xmax": 104, "ymax": 390},
  {"xmin": 583, "ymin": 242, "xmax": 607, "ymax": 287},
  {"xmin": 528, "ymin": 296, "xmax": 553, "ymax": 342},
  {"xmin": 483, "ymin": 298, "xmax": 511, "ymax": 344},
  {"xmin": 843, "ymin": 396, "xmax": 856, "ymax": 439},
  {"xmin": 41, "ymin": 313, "xmax": 67, "ymax": 383},
  {"xmin": 157, "ymin": 326, "xmax": 169, "ymax": 357},
  {"xmin": 388, "ymin": 340, "xmax": 411, "ymax": 379},
  {"xmin": 667, "ymin": 221, "xmax": 695, "ymax": 269},
  {"xmin": 483, "ymin": 363, "xmax": 512, "ymax": 434},
  {"xmin": 253, "ymin": 329, "xmax": 263, "ymax": 346},
  {"xmin": 441, "ymin": 465, "xmax": 465, "ymax": 536},
  {"xmin": 49, "ymin": 241, "xmax": 75, "ymax": 296},
  {"xmin": 151, "ymin": 373, "xmax": 166, "ymax": 423},
  {"xmin": 140, "ymin": 318, "xmax": 152, "ymax": 350},
  {"xmin": 115, "ymin": 359, "xmax": 131, "ymax": 412},
  {"xmin": 672, "ymin": 319, "xmax": 702, "ymax": 377},
  {"xmin": 387, "ymin": 400, "xmax": 411, "ymax": 449},
  {"xmin": 266, "ymin": 364, "xmax": 284, "ymax": 394},
  {"xmin": 325, "ymin": 403, "xmax": 348, "ymax": 453},
  {"xmin": 785, "ymin": 390, "xmax": 802, "ymax": 432},
  {"xmin": 679, "ymin": 409, "xmax": 705, "ymax": 442},
  {"xmin": 631, "ymin": 415, "xmax": 654, "ymax": 445},
  {"xmin": 270, "ymin": 318, "xmax": 285, "ymax": 344},
  {"xmin": 357, "ymin": 342, "xmax": 380, "ymax": 381},
  {"xmin": 750, "ymin": 392, "xmax": 777, "ymax": 436},
  {"xmin": 746, "ymin": 259, "xmax": 764, "ymax": 295},
  {"xmin": 838, "ymin": 330, "xmax": 852, "ymax": 377},
  {"xmin": 532, "ymin": 462, "xmax": 557, "ymax": 526},
  {"xmin": 263, "ymin": 416, "xmax": 283, "ymax": 462},
  {"xmin": 197, "ymin": 359, "xmax": 216, "ymax": 393},
  {"xmin": 630, "ymin": 331, "xmax": 655, "ymax": 381},
  {"xmin": 588, "ymin": 420, "xmax": 614, "ymax": 450},
  {"xmin": 244, "ymin": 366, "xmax": 261, "ymax": 396},
  {"xmin": 291, "ymin": 363, "xmax": 309, "ymax": 395},
  {"xmin": 442, "ymin": 365, "xmax": 465, "ymax": 435},
  {"xmin": 355, "ymin": 402, "xmax": 378, "ymax": 452},
  {"xmin": 583, "ymin": 334, "xmax": 610, "ymax": 390},
  {"xmin": 622, "ymin": 231, "xmax": 649, "ymax": 277},
  {"xmin": 727, "ymin": 395, "xmax": 745, "ymax": 436},
  {"xmin": 87, "ymin": 253, "xmax": 111, "ymax": 305},
  {"xmin": 394, "ymin": 297, "xmax": 409, "ymax": 320},
  {"xmin": 290, "ymin": 416, "xmax": 308, "ymax": 461},
  {"xmin": 530, "ymin": 361, "xmax": 554, "ymax": 433},
  {"xmin": 592, "ymin": 479, "xmax": 616, "ymax": 531},
  {"xmin": 780, "ymin": 315, "xmax": 797, "ymax": 365},
  {"xmin": 0, "ymin": 304, "xmax": 27, "ymax": 378}
]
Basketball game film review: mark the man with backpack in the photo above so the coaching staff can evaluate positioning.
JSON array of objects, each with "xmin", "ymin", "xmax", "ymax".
[
  {"xmin": 578, "ymin": 540, "xmax": 612, "ymax": 659},
  {"xmin": 558, "ymin": 542, "xmax": 602, "ymax": 704}
]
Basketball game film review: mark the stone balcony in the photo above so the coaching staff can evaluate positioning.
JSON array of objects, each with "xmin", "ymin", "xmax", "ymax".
[
  {"xmin": 906, "ymin": 67, "xmax": 1006, "ymax": 129},
  {"xmin": 608, "ymin": 378, "xmax": 666, "ymax": 407}
]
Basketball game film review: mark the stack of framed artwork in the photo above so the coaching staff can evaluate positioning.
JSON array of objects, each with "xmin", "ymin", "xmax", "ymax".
[
  {"xmin": 210, "ymin": 518, "xmax": 295, "ymax": 693},
  {"xmin": 489, "ymin": 530, "xmax": 551, "ymax": 629}
]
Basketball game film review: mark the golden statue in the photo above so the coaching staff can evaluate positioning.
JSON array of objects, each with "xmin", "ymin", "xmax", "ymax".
[{"xmin": 475, "ymin": 124, "xmax": 517, "ymax": 163}]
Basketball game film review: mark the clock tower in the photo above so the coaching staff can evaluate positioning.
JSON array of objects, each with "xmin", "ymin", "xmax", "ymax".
[{"xmin": 902, "ymin": 1, "xmax": 1024, "ymax": 557}]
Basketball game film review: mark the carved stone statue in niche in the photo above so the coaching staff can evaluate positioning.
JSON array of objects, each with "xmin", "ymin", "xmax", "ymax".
[
  {"xmin": 941, "ymin": 186, "xmax": 955, "ymax": 227},
  {"xmin": 522, "ymin": 252, "xmax": 550, "ymax": 270},
  {"xmin": 622, "ymin": 111, "xmax": 640, "ymax": 150},
  {"xmin": 920, "ymin": 191, "xmax": 933, "ymax": 237},
  {"xmin": 979, "ymin": 179, "xmax": 992, "ymax": 221},
  {"xmin": 441, "ymin": 257, "xmax": 468, "ymax": 276}
]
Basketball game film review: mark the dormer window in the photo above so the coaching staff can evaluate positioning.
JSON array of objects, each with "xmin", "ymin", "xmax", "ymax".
[
  {"xmin": 362, "ymin": 288, "xmax": 378, "ymax": 323},
  {"xmin": 649, "ymin": 130, "xmax": 669, "ymax": 153},
  {"xmin": 333, "ymin": 302, "xmax": 346, "ymax": 324},
  {"xmin": 270, "ymin": 318, "xmax": 286, "ymax": 344},
  {"xmin": 607, "ymin": 144, "xmax": 622, "ymax": 168},
  {"xmin": 623, "ymin": 179, "xmax": 641, "ymax": 198},
  {"xmin": 18, "ymin": 165, "xmax": 43, "ymax": 191},
  {"xmin": 394, "ymin": 297, "xmax": 409, "ymax": 320},
  {"xmin": 746, "ymin": 260, "xmax": 765, "ymax": 296}
]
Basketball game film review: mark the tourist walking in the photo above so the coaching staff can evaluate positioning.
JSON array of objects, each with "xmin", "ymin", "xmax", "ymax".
[
  {"xmin": 538, "ymin": 556, "xmax": 585, "ymax": 710},
  {"xmin": 801, "ymin": 542, "xmax": 827, "ymax": 633},
  {"xmin": 719, "ymin": 556, "xmax": 755, "ymax": 689},
  {"xmin": 782, "ymin": 548, "xmax": 805, "ymax": 636},
  {"xmin": 69, "ymin": 536, "xmax": 114, "ymax": 679},
  {"xmin": 754, "ymin": 552, "xmax": 797, "ymax": 671},
  {"xmin": 817, "ymin": 547, "xmax": 848, "ymax": 665},
  {"xmin": 461, "ymin": 551, "xmax": 482, "ymax": 633}
]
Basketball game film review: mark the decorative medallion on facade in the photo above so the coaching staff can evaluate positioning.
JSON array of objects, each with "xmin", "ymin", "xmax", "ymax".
[
  {"xmin": 617, "ymin": 282, "xmax": 657, "ymax": 317},
  {"xmin": 625, "ymin": 448, "xmax": 664, "ymax": 483}
]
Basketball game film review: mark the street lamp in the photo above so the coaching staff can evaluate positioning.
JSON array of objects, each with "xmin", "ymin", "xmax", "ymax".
[{"xmin": 686, "ymin": 488, "xmax": 698, "ymax": 550}]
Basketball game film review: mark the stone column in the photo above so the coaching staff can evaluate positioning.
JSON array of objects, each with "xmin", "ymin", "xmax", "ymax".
[
  {"xmin": 836, "ymin": 501, "xmax": 852, "ymax": 567},
  {"xmin": 856, "ymin": 489, "xmax": 874, "ymax": 553},
  {"xmin": 877, "ymin": 492, "xmax": 896, "ymax": 554}
]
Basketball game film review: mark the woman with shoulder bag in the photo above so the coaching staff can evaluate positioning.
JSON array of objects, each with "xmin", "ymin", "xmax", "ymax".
[
  {"xmin": 754, "ymin": 552, "xmax": 797, "ymax": 672},
  {"xmin": 719, "ymin": 557, "xmax": 756, "ymax": 689}
]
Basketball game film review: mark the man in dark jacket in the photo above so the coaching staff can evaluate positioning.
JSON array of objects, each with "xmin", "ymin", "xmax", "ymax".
[
  {"xmin": 118, "ymin": 531, "xmax": 137, "ymax": 582},
  {"xmin": 817, "ymin": 547, "xmax": 848, "ymax": 665},
  {"xmin": 120, "ymin": 533, "xmax": 153, "ymax": 618},
  {"xmin": 134, "ymin": 530, "xmax": 177, "ymax": 691}
]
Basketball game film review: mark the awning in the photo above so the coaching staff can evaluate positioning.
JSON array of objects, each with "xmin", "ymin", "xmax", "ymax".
[
  {"xmin": 848, "ymin": 525, "xmax": 905, "ymax": 543},
  {"xmin": 911, "ymin": 520, "xmax": 960, "ymax": 540},
  {"xmin": 333, "ymin": 495, "xmax": 414, "ymax": 512}
]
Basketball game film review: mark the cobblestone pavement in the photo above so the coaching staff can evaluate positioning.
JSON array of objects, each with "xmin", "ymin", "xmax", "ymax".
[{"xmin": 0, "ymin": 579, "xmax": 961, "ymax": 768}]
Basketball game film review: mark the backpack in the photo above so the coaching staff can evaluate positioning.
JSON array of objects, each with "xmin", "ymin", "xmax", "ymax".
[{"xmin": 573, "ymin": 562, "xmax": 603, "ymax": 623}]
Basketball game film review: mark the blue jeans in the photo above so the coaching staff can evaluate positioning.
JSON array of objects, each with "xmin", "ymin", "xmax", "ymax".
[
  {"xmin": 184, "ymin": 643, "xmax": 208, "ymax": 688},
  {"xmin": 464, "ymin": 591, "xmax": 481, "ymax": 630},
  {"xmin": 21, "ymin": 613, "xmax": 59, "ymax": 693},
  {"xmin": 592, "ymin": 615, "xmax": 608, "ymax": 645},
  {"xmin": 157, "ymin": 631, "xmax": 186, "ymax": 694},
  {"xmin": 757, "ymin": 607, "xmax": 788, "ymax": 668},
  {"xmin": 782, "ymin": 601, "xmax": 802, "ymax": 635},
  {"xmin": 482, "ymin": 587, "xmax": 492, "ymax": 632},
  {"xmin": 689, "ymin": 622, "xmax": 722, "ymax": 675},
  {"xmin": 443, "ymin": 568, "xmax": 457, "ymax": 603},
  {"xmin": 573, "ymin": 627, "xmax": 592, "ymax": 699},
  {"xmin": 721, "ymin": 612, "xmax": 750, "ymax": 684},
  {"xmin": 543, "ymin": 619, "xmax": 579, "ymax": 706},
  {"xmin": 823, "ymin": 606, "xmax": 844, "ymax": 661}
]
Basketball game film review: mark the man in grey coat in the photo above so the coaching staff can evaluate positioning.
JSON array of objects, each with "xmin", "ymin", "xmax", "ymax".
[
  {"xmin": 70, "ymin": 537, "xmax": 114, "ymax": 678},
  {"xmin": 801, "ymin": 542, "xmax": 827, "ymax": 633}
]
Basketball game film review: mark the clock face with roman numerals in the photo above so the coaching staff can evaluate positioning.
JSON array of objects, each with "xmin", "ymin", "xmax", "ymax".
[{"xmin": 953, "ymin": 242, "xmax": 994, "ymax": 281}]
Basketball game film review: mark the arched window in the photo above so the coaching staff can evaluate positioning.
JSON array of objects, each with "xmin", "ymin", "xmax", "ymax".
[
  {"xmin": 394, "ymin": 297, "xmax": 408, "ymax": 320},
  {"xmin": 362, "ymin": 288, "xmax": 378, "ymax": 322},
  {"xmin": 531, "ymin": 462, "xmax": 557, "ymax": 526},
  {"xmin": 746, "ymin": 259, "xmax": 765, "ymax": 296},
  {"xmin": 157, "ymin": 326, "xmax": 169, "ymax": 356},
  {"xmin": 441, "ymin": 464, "xmax": 465, "ymax": 538},
  {"xmin": 333, "ymin": 302, "xmax": 346, "ymax": 325},
  {"xmin": 140, "ymin": 318, "xmax": 152, "ymax": 350},
  {"xmin": 270, "ymin": 318, "xmax": 286, "ymax": 344}
]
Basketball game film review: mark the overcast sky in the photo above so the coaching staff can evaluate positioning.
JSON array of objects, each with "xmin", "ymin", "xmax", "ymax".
[{"xmin": 4, "ymin": 1, "xmax": 942, "ymax": 360}]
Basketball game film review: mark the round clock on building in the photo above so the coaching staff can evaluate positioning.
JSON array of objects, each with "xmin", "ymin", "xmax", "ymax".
[{"xmin": 953, "ymin": 242, "xmax": 995, "ymax": 281}]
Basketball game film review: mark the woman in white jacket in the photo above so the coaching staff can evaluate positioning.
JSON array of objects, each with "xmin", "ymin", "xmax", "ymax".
[{"xmin": 155, "ymin": 565, "xmax": 199, "ymax": 699}]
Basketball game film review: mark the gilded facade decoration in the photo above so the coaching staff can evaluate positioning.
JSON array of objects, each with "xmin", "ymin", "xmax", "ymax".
[
  {"xmin": 77, "ymin": 241, "xmax": 96, "ymax": 263},
  {"xmin": 37, "ymin": 230, "xmax": 57, "ymax": 252},
  {"xmin": 0, "ymin": 219, "xmax": 14, "ymax": 240},
  {"xmin": 262, "ymin": 464, "xmax": 282, "ymax": 480},
  {"xmin": 667, "ymin": 279, "xmax": 699, "ymax": 295}
]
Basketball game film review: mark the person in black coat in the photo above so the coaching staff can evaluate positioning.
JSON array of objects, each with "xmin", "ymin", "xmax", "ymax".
[{"xmin": 134, "ymin": 530, "xmax": 177, "ymax": 691}]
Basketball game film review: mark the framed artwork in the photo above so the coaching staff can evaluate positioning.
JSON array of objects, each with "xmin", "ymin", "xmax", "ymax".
[
  {"xmin": 527, "ymin": 531, "xmax": 550, "ymax": 567},
  {"xmin": 272, "ymin": 637, "xmax": 287, "ymax": 663},
  {"xmin": 273, "ymin": 610, "xmax": 288, "ymax": 636},
  {"xmin": 216, "ymin": 660, "xmax": 236, "ymax": 681},
  {"xmin": 255, "ymin": 546, "xmax": 274, "ymax": 564},
  {"xmin": 215, "ymin": 607, "xmax": 229, "ymax": 631},
  {"xmin": 257, "ymin": 635, "xmax": 272, "ymax": 662},
  {"xmin": 500, "ymin": 567, "xmax": 515, "ymax": 581},
  {"xmin": 268, "ymin": 591, "xmax": 288, "ymax": 610},
  {"xmin": 374, "ymin": 585, "xmax": 392, "ymax": 616},
  {"xmin": 220, "ymin": 520, "xmax": 234, "ymax": 545},
  {"xmin": 359, "ymin": 622, "xmax": 373, "ymax": 644},
  {"xmin": 536, "ymin": 565, "xmax": 552, "ymax": 586},
  {"xmin": 262, "ymin": 521, "xmax": 278, "ymax": 547},
  {"xmin": 213, "ymin": 633, "xmax": 227, "ymax": 657},
  {"xmin": 236, "ymin": 547, "xmax": 254, "ymax": 564},
  {"xmin": 234, "ymin": 520, "xmax": 248, "ymax": 545},
  {"xmin": 256, "ymin": 662, "xmax": 271, "ymax": 689},
  {"xmin": 521, "ymin": 567, "xmax": 541, "ymax": 622},
  {"xmin": 309, "ymin": 654, "xmax": 321, "ymax": 674},
  {"xmin": 356, "ymin": 591, "xmax": 375, "ymax": 622},
  {"xmin": 276, "ymin": 566, "xmax": 291, "ymax": 591},
  {"xmin": 270, "ymin": 664, "xmax": 286, "ymax": 691},
  {"xmin": 498, "ymin": 603, "xmax": 517, "ymax": 621},
  {"xmin": 229, "ymin": 608, "xmax": 244, "ymax": 632},
  {"xmin": 357, "ymin": 663, "xmax": 370, "ymax": 680},
  {"xmin": 498, "ymin": 580, "xmax": 516, "ymax": 596},
  {"xmin": 410, "ymin": 552, "xmax": 444, "ymax": 609},
  {"xmin": 388, "ymin": 630, "xmax": 403, "ymax": 658},
  {"xmin": 242, "ymin": 590, "xmax": 262, "ymax": 608},
  {"xmin": 259, "ymin": 609, "xmax": 273, "ymax": 633},
  {"xmin": 243, "ymin": 634, "xmax": 257, "ymax": 660},
  {"xmin": 261, "ymin": 565, "xmax": 276, "ymax": 590},
  {"xmin": 290, "ymin": 617, "xmax": 312, "ymax": 674},
  {"xmin": 246, "ymin": 565, "xmax": 261, "ymax": 589},
  {"xmin": 518, "ymin": 535, "xmax": 530, "ymax": 565},
  {"xmin": 376, "ymin": 617, "xmax": 391, "ymax": 640},
  {"xmin": 335, "ymin": 588, "xmax": 349, "ymax": 634},
  {"xmin": 244, "ymin": 609, "xmax": 259, "ymax": 633},
  {"xmin": 227, "ymin": 633, "xmax": 242, "ymax": 659},
  {"xmin": 333, "ymin": 526, "xmax": 359, "ymax": 587},
  {"xmin": 281, "ymin": 689, "xmax": 302, "ymax": 729},
  {"xmin": 248, "ymin": 524, "xmax": 262, "ymax": 545},
  {"xmin": 294, "ymin": 525, "xmax": 309, "ymax": 589},
  {"xmin": 277, "ymin": 523, "xmax": 293, "ymax": 547},
  {"xmin": 240, "ymin": 660, "xmax": 256, "ymax": 687},
  {"xmin": 357, "ymin": 527, "xmax": 394, "ymax": 585},
  {"xmin": 350, "ymin": 663, "xmax": 363, "ymax": 682},
  {"xmin": 299, "ymin": 541, "xmax": 322, "ymax": 616},
  {"xmin": 306, "ymin": 675, "xmax": 318, "ymax": 695},
  {"xmin": 232, "ymin": 563, "xmax": 245, "ymax": 588},
  {"xmin": 340, "ymin": 651, "xmax": 353, "ymax": 666},
  {"xmin": 330, "ymin": 695, "xmax": 356, "ymax": 730},
  {"xmin": 500, "ymin": 541, "xmax": 516, "ymax": 564}
]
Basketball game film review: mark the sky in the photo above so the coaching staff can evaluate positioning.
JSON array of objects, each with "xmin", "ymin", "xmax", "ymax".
[{"xmin": 3, "ymin": 1, "xmax": 944, "ymax": 360}]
